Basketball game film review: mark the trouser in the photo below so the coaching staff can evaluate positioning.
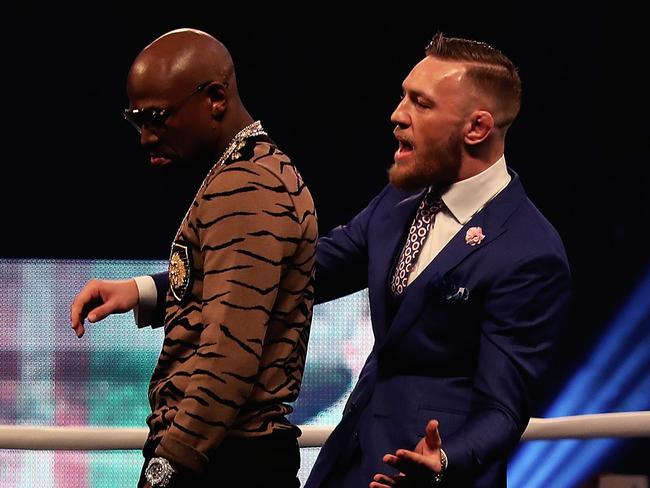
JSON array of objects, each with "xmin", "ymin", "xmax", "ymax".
[{"xmin": 137, "ymin": 433, "xmax": 301, "ymax": 487}]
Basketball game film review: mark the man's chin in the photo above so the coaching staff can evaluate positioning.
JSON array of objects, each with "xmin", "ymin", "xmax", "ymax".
[{"xmin": 388, "ymin": 164, "xmax": 429, "ymax": 192}]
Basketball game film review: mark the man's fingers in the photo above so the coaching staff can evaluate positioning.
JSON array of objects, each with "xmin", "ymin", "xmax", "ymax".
[
  {"xmin": 70, "ymin": 281, "xmax": 114, "ymax": 338},
  {"xmin": 70, "ymin": 282, "xmax": 101, "ymax": 329},
  {"xmin": 370, "ymin": 472, "xmax": 408, "ymax": 488},
  {"xmin": 395, "ymin": 449, "xmax": 427, "ymax": 466},
  {"xmin": 86, "ymin": 302, "xmax": 113, "ymax": 323},
  {"xmin": 70, "ymin": 292, "xmax": 90, "ymax": 329},
  {"xmin": 72, "ymin": 323, "xmax": 85, "ymax": 338},
  {"xmin": 383, "ymin": 453, "xmax": 400, "ymax": 466},
  {"xmin": 383, "ymin": 449, "xmax": 427, "ymax": 475},
  {"xmin": 70, "ymin": 293, "xmax": 92, "ymax": 337},
  {"xmin": 425, "ymin": 419, "xmax": 442, "ymax": 450},
  {"xmin": 373, "ymin": 473, "xmax": 396, "ymax": 484},
  {"xmin": 369, "ymin": 473, "xmax": 395, "ymax": 487},
  {"xmin": 396, "ymin": 448, "xmax": 442, "ymax": 474}
]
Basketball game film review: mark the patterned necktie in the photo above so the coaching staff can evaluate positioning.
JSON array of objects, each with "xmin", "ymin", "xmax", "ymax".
[{"xmin": 390, "ymin": 191, "xmax": 444, "ymax": 297}]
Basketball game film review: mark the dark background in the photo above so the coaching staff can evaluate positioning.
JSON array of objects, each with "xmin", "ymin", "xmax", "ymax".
[{"xmin": 4, "ymin": 0, "xmax": 649, "ymax": 479}]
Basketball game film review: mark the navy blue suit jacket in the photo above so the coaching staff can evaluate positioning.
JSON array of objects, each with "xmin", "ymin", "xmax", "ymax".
[{"xmin": 304, "ymin": 171, "xmax": 572, "ymax": 487}]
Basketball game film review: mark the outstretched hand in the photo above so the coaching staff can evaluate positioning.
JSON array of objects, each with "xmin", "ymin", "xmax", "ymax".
[
  {"xmin": 369, "ymin": 419, "xmax": 444, "ymax": 488},
  {"xmin": 70, "ymin": 279, "xmax": 139, "ymax": 337}
]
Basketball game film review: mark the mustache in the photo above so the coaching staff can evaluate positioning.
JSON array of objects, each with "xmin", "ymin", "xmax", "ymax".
[{"xmin": 393, "ymin": 128, "xmax": 413, "ymax": 146}]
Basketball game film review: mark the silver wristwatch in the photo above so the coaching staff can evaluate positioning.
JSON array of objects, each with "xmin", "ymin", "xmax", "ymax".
[
  {"xmin": 145, "ymin": 457, "xmax": 175, "ymax": 487},
  {"xmin": 431, "ymin": 448, "xmax": 448, "ymax": 484}
]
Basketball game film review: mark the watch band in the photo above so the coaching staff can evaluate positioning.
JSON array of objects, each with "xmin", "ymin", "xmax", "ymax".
[{"xmin": 431, "ymin": 448, "xmax": 448, "ymax": 484}]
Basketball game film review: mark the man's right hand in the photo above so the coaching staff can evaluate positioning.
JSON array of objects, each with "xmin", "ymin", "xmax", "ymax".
[{"xmin": 70, "ymin": 279, "xmax": 139, "ymax": 337}]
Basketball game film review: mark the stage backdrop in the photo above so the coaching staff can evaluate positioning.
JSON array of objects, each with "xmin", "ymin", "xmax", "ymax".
[{"xmin": 0, "ymin": 259, "xmax": 373, "ymax": 487}]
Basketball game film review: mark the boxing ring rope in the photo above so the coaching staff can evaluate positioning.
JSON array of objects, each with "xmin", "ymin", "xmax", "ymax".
[{"xmin": 0, "ymin": 412, "xmax": 649, "ymax": 450}]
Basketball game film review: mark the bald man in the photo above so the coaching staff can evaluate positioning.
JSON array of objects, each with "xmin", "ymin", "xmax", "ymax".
[{"xmin": 70, "ymin": 29, "xmax": 317, "ymax": 488}]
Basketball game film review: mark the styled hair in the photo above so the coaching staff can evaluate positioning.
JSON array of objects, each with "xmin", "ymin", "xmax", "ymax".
[{"xmin": 425, "ymin": 32, "xmax": 522, "ymax": 128}]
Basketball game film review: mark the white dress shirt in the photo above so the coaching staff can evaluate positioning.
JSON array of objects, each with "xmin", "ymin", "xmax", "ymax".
[{"xmin": 407, "ymin": 155, "xmax": 511, "ymax": 284}]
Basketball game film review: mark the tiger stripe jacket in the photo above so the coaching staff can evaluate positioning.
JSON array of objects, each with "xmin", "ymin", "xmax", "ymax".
[{"xmin": 148, "ymin": 135, "xmax": 317, "ymax": 474}]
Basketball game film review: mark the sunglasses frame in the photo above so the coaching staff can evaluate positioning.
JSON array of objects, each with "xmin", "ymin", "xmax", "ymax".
[{"xmin": 123, "ymin": 80, "xmax": 222, "ymax": 133}]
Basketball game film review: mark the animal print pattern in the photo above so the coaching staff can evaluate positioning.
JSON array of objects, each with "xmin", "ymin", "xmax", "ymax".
[{"xmin": 147, "ymin": 135, "xmax": 317, "ymax": 474}]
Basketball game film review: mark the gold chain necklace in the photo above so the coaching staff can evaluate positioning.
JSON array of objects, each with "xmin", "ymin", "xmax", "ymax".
[{"xmin": 173, "ymin": 120, "xmax": 267, "ymax": 243}]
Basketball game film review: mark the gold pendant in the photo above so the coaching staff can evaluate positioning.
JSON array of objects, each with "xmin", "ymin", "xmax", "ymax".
[{"xmin": 169, "ymin": 242, "xmax": 192, "ymax": 302}]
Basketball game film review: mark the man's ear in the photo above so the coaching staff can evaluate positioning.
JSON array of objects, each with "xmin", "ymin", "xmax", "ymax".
[
  {"xmin": 206, "ymin": 81, "xmax": 228, "ymax": 119},
  {"xmin": 464, "ymin": 110, "xmax": 494, "ymax": 145}
]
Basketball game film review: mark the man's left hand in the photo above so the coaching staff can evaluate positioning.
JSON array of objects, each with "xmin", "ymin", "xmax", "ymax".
[{"xmin": 369, "ymin": 419, "xmax": 445, "ymax": 487}]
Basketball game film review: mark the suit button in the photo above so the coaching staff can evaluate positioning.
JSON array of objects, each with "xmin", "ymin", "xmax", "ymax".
[{"xmin": 353, "ymin": 431, "xmax": 359, "ymax": 440}]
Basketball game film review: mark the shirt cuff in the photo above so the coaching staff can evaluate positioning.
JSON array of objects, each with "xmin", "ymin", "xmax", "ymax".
[{"xmin": 133, "ymin": 275, "xmax": 158, "ymax": 327}]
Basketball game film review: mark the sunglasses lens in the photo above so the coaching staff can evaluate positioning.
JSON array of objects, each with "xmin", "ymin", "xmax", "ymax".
[
  {"xmin": 123, "ymin": 109, "xmax": 166, "ymax": 132},
  {"xmin": 123, "ymin": 110, "xmax": 143, "ymax": 132}
]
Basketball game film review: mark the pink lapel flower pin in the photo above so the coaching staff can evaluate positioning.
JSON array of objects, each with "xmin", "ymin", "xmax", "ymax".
[{"xmin": 465, "ymin": 226, "xmax": 486, "ymax": 246}]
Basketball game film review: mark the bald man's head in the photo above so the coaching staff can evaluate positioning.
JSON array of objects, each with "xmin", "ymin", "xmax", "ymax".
[
  {"xmin": 128, "ymin": 28, "xmax": 236, "ymax": 100},
  {"xmin": 124, "ymin": 29, "xmax": 253, "ymax": 168}
]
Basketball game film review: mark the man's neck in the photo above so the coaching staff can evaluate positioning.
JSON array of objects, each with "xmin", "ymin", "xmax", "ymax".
[{"xmin": 217, "ymin": 110, "xmax": 255, "ymax": 155}]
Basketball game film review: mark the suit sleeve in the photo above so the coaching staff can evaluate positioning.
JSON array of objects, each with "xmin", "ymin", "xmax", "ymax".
[
  {"xmin": 316, "ymin": 185, "xmax": 392, "ymax": 303},
  {"xmin": 442, "ymin": 251, "xmax": 572, "ymax": 479}
]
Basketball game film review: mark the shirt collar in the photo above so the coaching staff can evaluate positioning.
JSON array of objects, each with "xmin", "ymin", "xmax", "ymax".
[{"xmin": 440, "ymin": 155, "xmax": 511, "ymax": 225}]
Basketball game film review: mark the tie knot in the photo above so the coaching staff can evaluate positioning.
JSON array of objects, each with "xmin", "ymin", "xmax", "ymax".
[{"xmin": 421, "ymin": 192, "xmax": 444, "ymax": 217}]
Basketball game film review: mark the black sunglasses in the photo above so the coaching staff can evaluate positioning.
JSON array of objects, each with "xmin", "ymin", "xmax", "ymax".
[{"xmin": 123, "ymin": 80, "xmax": 221, "ymax": 133}]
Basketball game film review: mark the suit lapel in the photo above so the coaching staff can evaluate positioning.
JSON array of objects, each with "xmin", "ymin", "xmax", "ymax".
[
  {"xmin": 380, "ymin": 172, "xmax": 527, "ymax": 349},
  {"xmin": 368, "ymin": 188, "xmax": 427, "ymax": 339}
]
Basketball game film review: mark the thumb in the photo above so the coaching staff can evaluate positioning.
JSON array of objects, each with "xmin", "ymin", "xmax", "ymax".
[
  {"xmin": 87, "ymin": 302, "xmax": 115, "ymax": 323},
  {"xmin": 425, "ymin": 419, "xmax": 442, "ymax": 450}
]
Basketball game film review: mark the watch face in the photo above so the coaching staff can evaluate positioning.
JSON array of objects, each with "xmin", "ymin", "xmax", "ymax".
[
  {"xmin": 145, "ymin": 458, "xmax": 173, "ymax": 487},
  {"xmin": 146, "ymin": 460, "xmax": 165, "ymax": 483}
]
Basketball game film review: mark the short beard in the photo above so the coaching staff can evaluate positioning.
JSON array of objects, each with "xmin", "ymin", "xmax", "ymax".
[{"xmin": 388, "ymin": 133, "xmax": 462, "ymax": 192}]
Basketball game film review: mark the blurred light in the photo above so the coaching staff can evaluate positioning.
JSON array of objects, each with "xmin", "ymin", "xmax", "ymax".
[{"xmin": 508, "ymin": 266, "xmax": 650, "ymax": 488}]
